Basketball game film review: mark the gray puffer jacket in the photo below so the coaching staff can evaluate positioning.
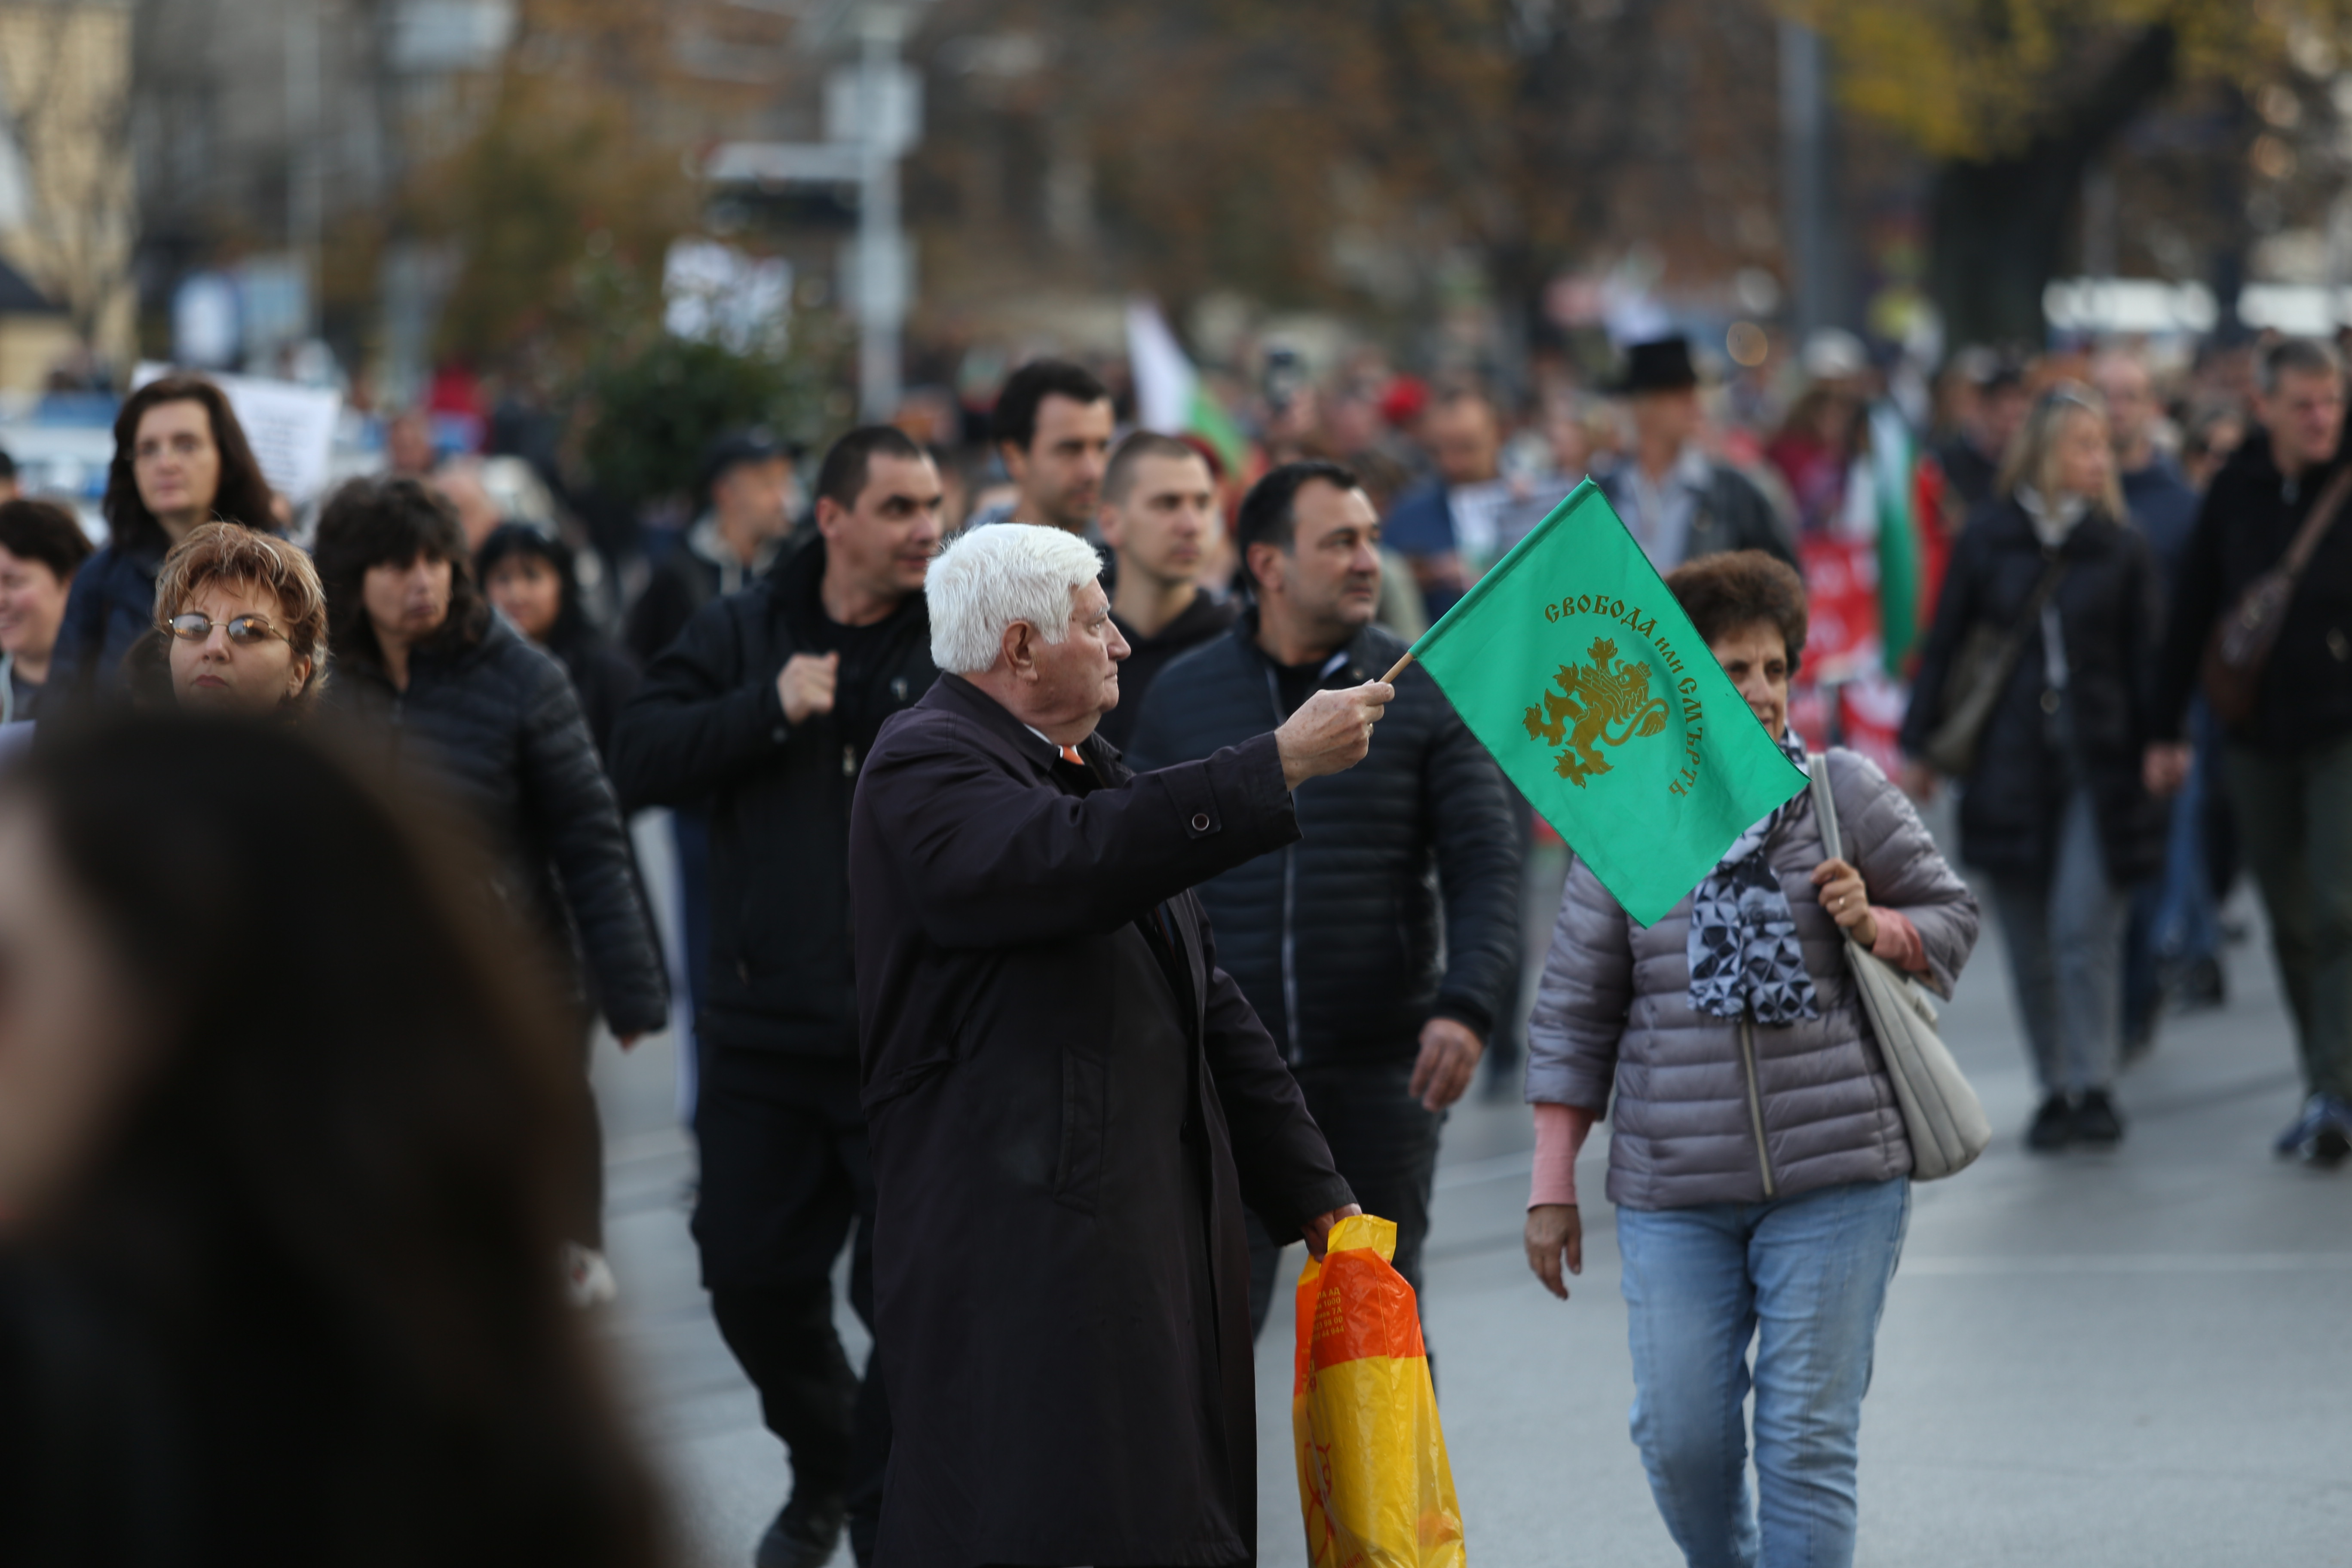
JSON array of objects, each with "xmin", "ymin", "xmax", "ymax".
[{"xmin": 1527, "ymin": 748, "xmax": 1979, "ymax": 1211}]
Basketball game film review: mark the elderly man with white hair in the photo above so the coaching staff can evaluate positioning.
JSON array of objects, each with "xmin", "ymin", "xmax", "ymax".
[{"xmin": 849, "ymin": 522, "xmax": 1393, "ymax": 1568}]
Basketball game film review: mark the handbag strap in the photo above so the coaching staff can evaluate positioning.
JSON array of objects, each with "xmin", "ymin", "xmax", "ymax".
[
  {"xmin": 2280, "ymin": 463, "xmax": 2352, "ymax": 581},
  {"xmin": 1971, "ymin": 548, "xmax": 2070, "ymax": 696},
  {"xmin": 1807, "ymin": 753, "xmax": 1846, "ymax": 865},
  {"xmin": 1809, "ymin": 756, "xmax": 1879, "ymax": 959},
  {"xmin": 2015, "ymin": 548, "xmax": 2071, "ymax": 629}
]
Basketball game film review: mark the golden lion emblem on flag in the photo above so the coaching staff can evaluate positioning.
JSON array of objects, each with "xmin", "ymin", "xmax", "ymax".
[{"xmin": 1522, "ymin": 637, "xmax": 1671, "ymax": 786}]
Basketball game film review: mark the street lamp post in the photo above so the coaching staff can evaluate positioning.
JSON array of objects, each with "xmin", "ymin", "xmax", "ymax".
[
  {"xmin": 854, "ymin": 6, "xmax": 907, "ymax": 422},
  {"xmin": 705, "ymin": 0, "xmax": 926, "ymax": 423}
]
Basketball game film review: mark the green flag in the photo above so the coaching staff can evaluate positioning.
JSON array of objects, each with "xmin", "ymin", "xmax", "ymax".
[{"xmin": 1403, "ymin": 478, "xmax": 1806, "ymax": 926}]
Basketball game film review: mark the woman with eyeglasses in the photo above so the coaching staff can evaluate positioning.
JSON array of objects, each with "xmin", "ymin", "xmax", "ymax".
[
  {"xmin": 49, "ymin": 376, "xmax": 279, "ymax": 706},
  {"xmin": 312, "ymin": 476, "xmax": 665, "ymax": 1305},
  {"xmin": 132, "ymin": 522, "xmax": 330, "ymax": 719},
  {"xmin": 1901, "ymin": 383, "xmax": 2168, "ymax": 1152}
]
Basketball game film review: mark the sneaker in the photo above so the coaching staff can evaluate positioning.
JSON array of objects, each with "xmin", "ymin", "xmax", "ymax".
[
  {"xmin": 561, "ymin": 1243, "xmax": 619, "ymax": 1309},
  {"xmin": 2304, "ymin": 1094, "xmax": 2352, "ymax": 1168},
  {"xmin": 2073, "ymin": 1090, "xmax": 2125, "ymax": 1146},
  {"xmin": 2173, "ymin": 955, "xmax": 2226, "ymax": 1011},
  {"xmin": 2026, "ymin": 1093, "xmax": 2075, "ymax": 1152},
  {"xmin": 756, "ymin": 1492, "xmax": 845, "ymax": 1568},
  {"xmin": 2274, "ymin": 1094, "xmax": 2329, "ymax": 1158}
]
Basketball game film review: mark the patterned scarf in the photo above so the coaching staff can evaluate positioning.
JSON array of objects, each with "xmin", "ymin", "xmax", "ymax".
[{"xmin": 1687, "ymin": 729, "xmax": 1821, "ymax": 1025}]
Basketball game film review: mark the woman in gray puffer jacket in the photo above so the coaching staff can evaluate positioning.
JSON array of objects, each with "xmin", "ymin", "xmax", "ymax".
[{"xmin": 1523, "ymin": 550, "xmax": 1978, "ymax": 1568}]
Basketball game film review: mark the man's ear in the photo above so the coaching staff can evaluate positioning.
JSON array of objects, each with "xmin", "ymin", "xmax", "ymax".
[
  {"xmin": 814, "ymin": 496, "xmax": 845, "ymax": 541},
  {"xmin": 1096, "ymin": 504, "xmax": 1125, "ymax": 551},
  {"xmin": 287, "ymin": 655, "xmax": 313, "ymax": 699},
  {"xmin": 998, "ymin": 441, "xmax": 1029, "ymax": 485},
  {"xmin": 999, "ymin": 619, "xmax": 1038, "ymax": 679},
  {"xmin": 1244, "ymin": 540, "xmax": 1285, "ymax": 598}
]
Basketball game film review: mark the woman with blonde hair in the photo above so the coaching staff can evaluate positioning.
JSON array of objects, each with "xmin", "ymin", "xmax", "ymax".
[
  {"xmin": 140, "ymin": 521, "xmax": 330, "ymax": 719},
  {"xmin": 1901, "ymin": 383, "xmax": 2167, "ymax": 1150}
]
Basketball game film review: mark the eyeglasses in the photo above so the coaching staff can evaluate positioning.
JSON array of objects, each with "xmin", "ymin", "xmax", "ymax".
[{"xmin": 162, "ymin": 612, "xmax": 288, "ymax": 646}]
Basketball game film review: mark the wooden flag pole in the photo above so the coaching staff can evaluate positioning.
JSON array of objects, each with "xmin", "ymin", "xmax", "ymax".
[{"xmin": 1378, "ymin": 651, "xmax": 1416, "ymax": 685}]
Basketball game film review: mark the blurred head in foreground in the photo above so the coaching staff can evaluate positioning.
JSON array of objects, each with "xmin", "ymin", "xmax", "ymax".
[{"xmin": 0, "ymin": 716, "xmax": 666, "ymax": 1567}]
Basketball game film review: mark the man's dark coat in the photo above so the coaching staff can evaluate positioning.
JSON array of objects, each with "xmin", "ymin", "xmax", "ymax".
[
  {"xmin": 1124, "ymin": 611, "xmax": 1522, "ymax": 1067},
  {"xmin": 609, "ymin": 537, "xmax": 938, "ymax": 1057},
  {"xmin": 849, "ymin": 674, "xmax": 1352, "ymax": 1568}
]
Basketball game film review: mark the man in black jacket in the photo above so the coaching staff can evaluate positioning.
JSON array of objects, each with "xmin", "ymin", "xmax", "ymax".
[
  {"xmin": 1094, "ymin": 431, "xmax": 1234, "ymax": 751},
  {"xmin": 1127, "ymin": 460, "xmax": 1523, "ymax": 1332},
  {"xmin": 2149, "ymin": 337, "xmax": 2352, "ymax": 1164},
  {"xmin": 608, "ymin": 426, "xmax": 944, "ymax": 1568}
]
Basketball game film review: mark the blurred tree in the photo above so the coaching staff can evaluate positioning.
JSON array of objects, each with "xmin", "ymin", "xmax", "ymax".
[
  {"xmin": 576, "ymin": 303, "xmax": 851, "ymax": 513},
  {"xmin": 1794, "ymin": 1, "xmax": 2352, "ymax": 343},
  {"xmin": 912, "ymin": 0, "xmax": 1787, "ymax": 373},
  {"xmin": 407, "ymin": 63, "xmax": 692, "ymax": 368}
]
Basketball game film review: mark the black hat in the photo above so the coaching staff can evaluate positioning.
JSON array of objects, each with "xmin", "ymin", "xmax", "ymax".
[
  {"xmin": 1615, "ymin": 336, "xmax": 1701, "ymax": 395},
  {"xmin": 696, "ymin": 428, "xmax": 798, "ymax": 499}
]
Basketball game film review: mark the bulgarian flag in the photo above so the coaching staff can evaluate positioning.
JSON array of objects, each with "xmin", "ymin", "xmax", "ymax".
[
  {"xmin": 1127, "ymin": 299, "xmax": 1250, "ymax": 477},
  {"xmin": 1870, "ymin": 399, "xmax": 1922, "ymax": 676},
  {"xmin": 1385, "ymin": 480, "xmax": 1806, "ymax": 925}
]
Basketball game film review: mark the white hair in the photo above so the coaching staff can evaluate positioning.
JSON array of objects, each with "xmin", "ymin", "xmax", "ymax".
[{"xmin": 928, "ymin": 523, "xmax": 1105, "ymax": 674}]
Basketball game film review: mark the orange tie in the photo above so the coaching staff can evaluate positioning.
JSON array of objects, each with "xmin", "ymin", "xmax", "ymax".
[{"xmin": 1059, "ymin": 745, "xmax": 1084, "ymax": 766}]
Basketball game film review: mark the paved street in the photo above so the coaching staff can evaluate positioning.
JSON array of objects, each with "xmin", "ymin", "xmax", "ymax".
[{"xmin": 595, "ymin": 818, "xmax": 2352, "ymax": 1567}]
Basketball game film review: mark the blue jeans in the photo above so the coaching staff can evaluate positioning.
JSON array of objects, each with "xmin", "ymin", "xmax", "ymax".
[
  {"xmin": 1990, "ymin": 788, "xmax": 2128, "ymax": 1096},
  {"xmin": 1617, "ymin": 1177, "xmax": 1911, "ymax": 1568},
  {"xmin": 2127, "ymin": 700, "xmax": 2226, "ymax": 1043}
]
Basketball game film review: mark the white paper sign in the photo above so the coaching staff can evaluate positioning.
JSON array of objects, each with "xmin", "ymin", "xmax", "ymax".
[{"xmin": 132, "ymin": 363, "xmax": 345, "ymax": 504}]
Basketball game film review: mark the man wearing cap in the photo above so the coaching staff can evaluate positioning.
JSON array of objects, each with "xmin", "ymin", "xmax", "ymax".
[
  {"xmin": 1599, "ymin": 335, "xmax": 1795, "ymax": 573},
  {"xmin": 1932, "ymin": 349, "xmax": 2030, "ymax": 525},
  {"xmin": 625, "ymin": 427, "xmax": 802, "ymax": 1134},
  {"xmin": 628, "ymin": 428, "xmax": 801, "ymax": 666}
]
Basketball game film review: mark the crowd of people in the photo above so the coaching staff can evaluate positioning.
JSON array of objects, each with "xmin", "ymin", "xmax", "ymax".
[{"xmin": 0, "ymin": 317, "xmax": 2343, "ymax": 1568}]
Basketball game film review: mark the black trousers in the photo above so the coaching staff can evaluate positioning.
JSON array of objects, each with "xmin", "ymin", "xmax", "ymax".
[
  {"xmin": 694, "ymin": 1049, "xmax": 890, "ymax": 1560},
  {"xmin": 560, "ymin": 1013, "xmax": 605, "ymax": 1249},
  {"xmin": 1245, "ymin": 1059, "xmax": 1443, "ymax": 1339}
]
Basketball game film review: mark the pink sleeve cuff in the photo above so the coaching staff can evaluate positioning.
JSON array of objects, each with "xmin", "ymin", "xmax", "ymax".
[
  {"xmin": 1869, "ymin": 907, "xmax": 1927, "ymax": 973},
  {"xmin": 1530, "ymin": 1101, "xmax": 1596, "ymax": 1209}
]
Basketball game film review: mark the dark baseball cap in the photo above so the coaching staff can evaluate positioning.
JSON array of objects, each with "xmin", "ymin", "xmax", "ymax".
[{"xmin": 697, "ymin": 428, "xmax": 801, "ymax": 498}]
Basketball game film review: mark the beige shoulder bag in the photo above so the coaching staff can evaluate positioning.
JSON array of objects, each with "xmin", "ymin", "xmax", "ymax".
[{"xmin": 1809, "ymin": 755, "xmax": 1990, "ymax": 1181}]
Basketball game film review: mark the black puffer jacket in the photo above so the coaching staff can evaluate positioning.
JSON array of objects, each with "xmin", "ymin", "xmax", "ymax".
[
  {"xmin": 1901, "ymin": 497, "xmax": 2167, "ymax": 885},
  {"xmin": 608, "ymin": 539, "xmax": 939, "ymax": 1058},
  {"xmin": 1125, "ymin": 611, "xmax": 1522, "ymax": 1065},
  {"xmin": 328, "ymin": 613, "xmax": 669, "ymax": 1036},
  {"xmin": 2152, "ymin": 429, "xmax": 2352, "ymax": 753}
]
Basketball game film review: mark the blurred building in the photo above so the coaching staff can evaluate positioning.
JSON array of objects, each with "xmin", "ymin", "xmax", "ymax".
[{"xmin": 0, "ymin": 0, "xmax": 137, "ymax": 391}]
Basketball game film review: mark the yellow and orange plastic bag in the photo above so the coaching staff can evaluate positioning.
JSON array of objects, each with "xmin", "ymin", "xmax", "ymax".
[{"xmin": 1291, "ymin": 1214, "xmax": 1466, "ymax": 1567}]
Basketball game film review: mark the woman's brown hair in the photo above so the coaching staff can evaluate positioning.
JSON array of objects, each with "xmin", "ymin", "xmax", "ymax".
[
  {"xmin": 1664, "ymin": 548, "xmax": 1810, "ymax": 674},
  {"xmin": 103, "ymin": 376, "xmax": 278, "ymax": 556},
  {"xmin": 151, "ymin": 522, "xmax": 331, "ymax": 711}
]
